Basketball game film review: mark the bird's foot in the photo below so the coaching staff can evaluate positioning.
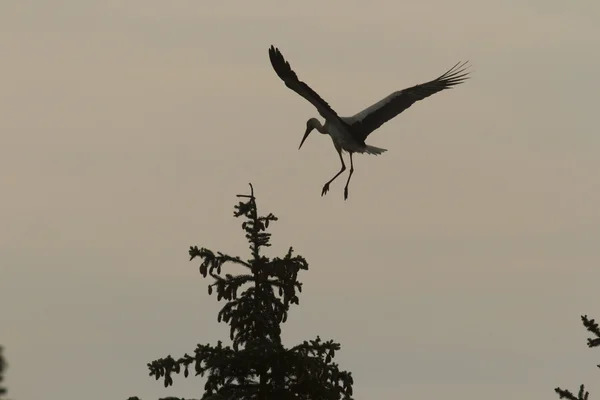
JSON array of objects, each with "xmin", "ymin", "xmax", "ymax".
[
  {"xmin": 321, "ymin": 183, "xmax": 330, "ymax": 197},
  {"xmin": 344, "ymin": 187, "xmax": 349, "ymax": 200}
]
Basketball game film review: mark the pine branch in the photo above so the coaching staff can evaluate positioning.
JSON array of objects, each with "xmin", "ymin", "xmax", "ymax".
[
  {"xmin": 582, "ymin": 315, "xmax": 600, "ymax": 349},
  {"xmin": 555, "ymin": 385, "xmax": 589, "ymax": 400},
  {"xmin": 555, "ymin": 315, "xmax": 598, "ymax": 399}
]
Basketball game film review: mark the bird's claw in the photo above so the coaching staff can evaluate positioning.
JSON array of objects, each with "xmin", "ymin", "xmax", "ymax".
[
  {"xmin": 344, "ymin": 187, "xmax": 349, "ymax": 200},
  {"xmin": 321, "ymin": 183, "xmax": 330, "ymax": 197}
]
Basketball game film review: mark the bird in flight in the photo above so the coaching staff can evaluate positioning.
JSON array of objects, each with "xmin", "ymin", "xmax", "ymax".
[{"xmin": 268, "ymin": 45, "xmax": 470, "ymax": 200}]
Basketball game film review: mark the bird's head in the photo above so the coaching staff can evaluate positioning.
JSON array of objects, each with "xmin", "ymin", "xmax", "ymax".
[{"xmin": 299, "ymin": 118, "xmax": 321, "ymax": 150}]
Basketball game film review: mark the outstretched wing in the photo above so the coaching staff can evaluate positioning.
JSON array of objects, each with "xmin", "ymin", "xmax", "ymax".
[
  {"xmin": 269, "ymin": 45, "xmax": 347, "ymax": 125},
  {"xmin": 350, "ymin": 61, "xmax": 470, "ymax": 141}
]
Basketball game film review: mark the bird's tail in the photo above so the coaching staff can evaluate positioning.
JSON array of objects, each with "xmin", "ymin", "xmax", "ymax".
[{"xmin": 364, "ymin": 145, "xmax": 388, "ymax": 155}]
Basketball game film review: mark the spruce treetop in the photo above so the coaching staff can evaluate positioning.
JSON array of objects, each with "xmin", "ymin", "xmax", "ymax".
[{"xmin": 147, "ymin": 184, "xmax": 354, "ymax": 400}]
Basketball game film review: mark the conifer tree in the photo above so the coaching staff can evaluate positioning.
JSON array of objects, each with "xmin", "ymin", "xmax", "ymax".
[
  {"xmin": 555, "ymin": 315, "xmax": 599, "ymax": 400},
  {"xmin": 0, "ymin": 346, "xmax": 6, "ymax": 397},
  {"xmin": 146, "ymin": 184, "xmax": 354, "ymax": 400}
]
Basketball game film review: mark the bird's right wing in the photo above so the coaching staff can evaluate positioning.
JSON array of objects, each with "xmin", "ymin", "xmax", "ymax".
[
  {"xmin": 269, "ymin": 46, "xmax": 347, "ymax": 125},
  {"xmin": 350, "ymin": 61, "xmax": 470, "ymax": 141}
]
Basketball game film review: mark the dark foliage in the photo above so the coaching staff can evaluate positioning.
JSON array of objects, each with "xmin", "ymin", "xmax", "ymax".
[
  {"xmin": 555, "ymin": 315, "xmax": 599, "ymax": 400},
  {"xmin": 0, "ymin": 346, "xmax": 6, "ymax": 397},
  {"xmin": 146, "ymin": 184, "xmax": 354, "ymax": 400}
]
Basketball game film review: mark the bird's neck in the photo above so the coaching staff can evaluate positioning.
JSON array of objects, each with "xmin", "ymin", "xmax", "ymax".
[{"xmin": 314, "ymin": 121, "xmax": 328, "ymax": 134}]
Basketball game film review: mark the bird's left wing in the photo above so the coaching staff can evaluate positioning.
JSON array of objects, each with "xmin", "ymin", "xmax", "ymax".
[
  {"xmin": 350, "ymin": 61, "xmax": 470, "ymax": 141},
  {"xmin": 269, "ymin": 46, "xmax": 348, "ymax": 125}
]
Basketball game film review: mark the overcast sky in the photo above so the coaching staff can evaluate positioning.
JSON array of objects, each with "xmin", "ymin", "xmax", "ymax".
[{"xmin": 1, "ymin": 1, "xmax": 599, "ymax": 400}]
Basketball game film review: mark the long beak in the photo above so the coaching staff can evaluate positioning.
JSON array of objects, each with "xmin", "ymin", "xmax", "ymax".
[{"xmin": 299, "ymin": 127, "xmax": 311, "ymax": 150}]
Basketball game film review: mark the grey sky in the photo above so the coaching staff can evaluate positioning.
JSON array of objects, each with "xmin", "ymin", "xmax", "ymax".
[{"xmin": 1, "ymin": 1, "xmax": 599, "ymax": 400}]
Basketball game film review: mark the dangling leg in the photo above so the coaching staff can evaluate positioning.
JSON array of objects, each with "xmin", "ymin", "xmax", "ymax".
[
  {"xmin": 343, "ymin": 152, "xmax": 354, "ymax": 200},
  {"xmin": 321, "ymin": 148, "xmax": 346, "ymax": 197}
]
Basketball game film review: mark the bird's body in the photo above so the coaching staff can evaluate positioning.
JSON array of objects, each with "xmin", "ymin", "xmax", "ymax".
[
  {"xmin": 310, "ymin": 117, "xmax": 388, "ymax": 155},
  {"xmin": 268, "ymin": 45, "xmax": 470, "ymax": 200}
]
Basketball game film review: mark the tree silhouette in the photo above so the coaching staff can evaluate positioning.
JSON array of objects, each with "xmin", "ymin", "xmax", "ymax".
[
  {"xmin": 146, "ymin": 184, "xmax": 354, "ymax": 400},
  {"xmin": 555, "ymin": 315, "xmax": 599, "ymax": 400},
  {"xmin": 0, "ymin": 346, "xmax": 7, "ymax": 397}
]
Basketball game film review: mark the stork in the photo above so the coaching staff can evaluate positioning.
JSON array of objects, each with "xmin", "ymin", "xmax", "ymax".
[{"xmin": 268, "ymin": 45, "xmax": 470, "ymax": 200}]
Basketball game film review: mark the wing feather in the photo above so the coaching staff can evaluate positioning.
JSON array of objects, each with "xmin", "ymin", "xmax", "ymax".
[
  {"xmin": 351, "ymin": 61, "xmax": 470, "ymax": 141},
  {"xmin": 269, "ymin": 46, "xmax": 348, "ymax": 126}
]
